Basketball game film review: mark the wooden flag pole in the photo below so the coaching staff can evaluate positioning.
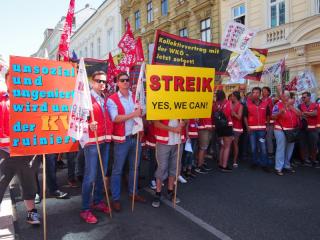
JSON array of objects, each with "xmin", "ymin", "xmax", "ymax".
[
  {"xmin": 90, "ymin": 111, "xmax": 112, "ymax": 218},
  {"xmin": 42, "ymin": 154, "xmax": 47, "ymax": 240},
  {"xmin": 131, "ymin": 132, "xmax": 140, "ymax": 212},
  {"xmin": 173, "ymin": 121, "xmax": 182, "ymax": 208}
]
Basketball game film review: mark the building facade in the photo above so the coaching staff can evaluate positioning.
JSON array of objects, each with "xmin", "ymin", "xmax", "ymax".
[
  {"xmin": 33, "ymin": 4, "xmax": 96, "ymax": 59},
  {"xmin": 220, "ymin": 0, "xmax": 320, "ymax": 95},
  {"xmin": 71, "ymin": 0, "xmax": 122, "ymax": 60},
  {"xmin": 120, "ymin": 0, "xmax": 220, "ymax": 63}
]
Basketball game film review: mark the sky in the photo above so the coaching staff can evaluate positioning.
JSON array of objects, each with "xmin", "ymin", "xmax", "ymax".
[{"xmin": 0, "ymin": 0, "xmax": 104, "ymax": 64}]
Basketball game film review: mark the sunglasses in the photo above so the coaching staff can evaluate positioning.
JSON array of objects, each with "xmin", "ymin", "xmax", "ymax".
[
  {"xmin": 119, "ymin": 78, "xmax": 130, "ymax": 83},
  {"xmin": 93, "ymin": 79, "xmax": 106, "ymax": 84},
  {"xmin": 302, "ymin": 96, "xmax": 307, "ymax": 99}
]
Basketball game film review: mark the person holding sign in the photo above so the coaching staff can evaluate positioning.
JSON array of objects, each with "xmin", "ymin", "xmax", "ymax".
[
  {"xmin": 0, "ymin": 77, "xmax": 41, "ymax": 225},
  {"xmin": 80, "ymin": 71, "xmax": 113, "ymax": 224},
  {"xmin": 152, "ymin": 119, "xmax": 186, "ymax": 208},
  {"xmin": 107, "ymin": 72, "xmax": 146, "ymax": 212}
]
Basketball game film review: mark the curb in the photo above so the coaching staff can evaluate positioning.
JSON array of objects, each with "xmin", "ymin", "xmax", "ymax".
[{"xmin": 0, "ymin": 188, "xmax": 16, "ymax": 240}]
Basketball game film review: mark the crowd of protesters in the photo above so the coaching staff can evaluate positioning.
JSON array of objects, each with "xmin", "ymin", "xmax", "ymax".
[{"xmin": 1, "ymin": 70, "xmax": 320, "ymax": 226}]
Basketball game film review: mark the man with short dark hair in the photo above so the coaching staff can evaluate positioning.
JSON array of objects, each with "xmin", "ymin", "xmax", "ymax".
[
  {"xmin": 262, "ymin": 86, "xmax": 274, "ymax": 157},
  {"xmin": 80, "ymin": 71, "xmax": 113, "ymax": 224},
  {"xmin": 244, "ymin": 87, "xmax": 271, "ymax": 171},
  {"xmin": 107, "ymin": 72, "xmax": 146, "ymax": 212},
  {"xmin": 299, "ymin": 91, "xmax": 318, "ymax": 167}
]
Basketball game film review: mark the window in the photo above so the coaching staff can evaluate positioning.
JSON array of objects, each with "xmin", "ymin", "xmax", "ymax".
[
  {"xmin": 232, "ymin": 4, "xmax": 246, "ymax": 24},
  {"xmin": 179, "ymin": 28, "xmax": 188, "ymax": 38},
  {"xmin": 147, "ymin": 2, "xmax": 153, "ymax": 23},
  {"xmin": 200, "ymin": 18, "xmax": 211, "ymax": 42},
  {"xmin": 148, "ymin": 43, "xmax": 154, "ymax": 64},
  {"xmin": 97, "ymin": 38, "xmax": 101, "ymax": 58},
  {"xmin": 161, "ymin": 0, "xmax": 168, "ymax": 16},
  {"xmin": 107, "ymin": 28, "xmax": 113, "ymax": 52},
  {"xmin": 90, "ymin": 42, "xmax": 94, "ymax": 58},
  {"xmin": 135, "ymin": 11, "xmax": 141, "ymax": 30},
  {"xmin": 315, "ymin": 0, "xmax": 320, "ymax": 14},
  {"xmin": 270, "ymin": 0, "xmax": 285, "ymax": 27}
]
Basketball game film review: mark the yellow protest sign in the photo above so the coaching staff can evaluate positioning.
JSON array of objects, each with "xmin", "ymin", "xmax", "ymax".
[{"xmin": 146, "ymin": 65, "xmax": 215, "ymax": 120}]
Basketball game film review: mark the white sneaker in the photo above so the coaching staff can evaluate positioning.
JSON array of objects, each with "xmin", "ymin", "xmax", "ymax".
[
  {"xmin": 178, "ymin": 175, "xmax": 187, "ymax": 184},
  {"xmin": 150, "ymin": 180, "xmax": 156, "ymax": 190}
]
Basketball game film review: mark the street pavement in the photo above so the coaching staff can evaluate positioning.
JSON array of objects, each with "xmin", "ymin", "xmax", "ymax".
[{"xmin": 12, "ymin": 158, "xmax": 320, "ymax": 240}]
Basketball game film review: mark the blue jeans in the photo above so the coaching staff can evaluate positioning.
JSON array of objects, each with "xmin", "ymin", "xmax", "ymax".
[
  {"xmin": 66, "ymin": 152, "xmax": 77, "ymax": 181},
  {"xmin": 75, "ymin": 146, "xmax": 85, "ymax": 177},
  {"xmin": 274, "ymin": 130, "xmax": 295, "ymax": 171},
  {"xmin": 82, "ymin": 142, "xmax": 110, "ymax": 211},
  {"xmin": 146, "ymin": 147, "xmax": 156, "ymax": 181},
  {"xmin": 249, "ymin": 130, "xmax": 268, "ymax": 167},
  {"xmin": 182, "ymin": 138, "xmax": 198, "ymax": 168},
  {"xmin": 111, "ymin": 136, "xmax": 141, "ymax": 201},
  {"xmin": 45, "ymin": 153, "xmax": 58, "ymax": 193}
]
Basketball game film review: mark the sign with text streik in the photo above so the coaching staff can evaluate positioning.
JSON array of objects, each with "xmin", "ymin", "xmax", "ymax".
[
  {"xmin": 9, "ymin": 56, "xmax": 78, "ymax": 156},
  {"xmin": 146, "ymin": 65, "xmax": 215, "ymax": 120}
]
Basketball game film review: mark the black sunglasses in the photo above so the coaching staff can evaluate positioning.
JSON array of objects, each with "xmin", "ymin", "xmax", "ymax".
[
  {"xmin": 93, "ymin": 79, "xmax": 106, "ymax": 84},
  {"xmin": 119, "ymin": 78, "xmax": 130, "ymax": 83}
]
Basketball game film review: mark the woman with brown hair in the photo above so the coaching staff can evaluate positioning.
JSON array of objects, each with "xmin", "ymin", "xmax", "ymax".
[
  {"xmin": 231, "ymin": 91, "xmax": 243, "ymax": 168},
  {"xmin": 213, "ymin": 90, "xmax": 233, "ymax": 172}
]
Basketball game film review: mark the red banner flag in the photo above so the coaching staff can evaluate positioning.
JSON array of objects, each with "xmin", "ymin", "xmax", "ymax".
[
  {"xmin": 106, "ymin": 53, "xmax": 119, "ymax": 94},
  {"xmin": 118, "ymin": 20, "xmax": 136, "ymax": 54},
  {"xmin": 57, "ymin": 0, "xmax": 75, "ymax": 61},
  {"xmin": 135, "ymin": 37, "xmax": 144, "ymax": 62}
]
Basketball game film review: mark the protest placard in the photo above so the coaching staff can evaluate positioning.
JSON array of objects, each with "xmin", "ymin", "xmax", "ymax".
[
  {"xmin": 9, "ymin": 56, "xmax": 78, "ymax": 156},
  {"xmin": 146, "ymin": 65, "xmax": 214, "ymax": 120},
  {"xmin": 152, "ymin": 30, "xmax": 268, "ymax": 81},
  {"xmin": 221, "ymin": 21, "xmax": 256, "ymax": 54}
]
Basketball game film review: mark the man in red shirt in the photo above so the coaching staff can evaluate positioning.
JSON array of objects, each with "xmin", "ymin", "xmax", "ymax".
[
  {"xmin": 298, "ymin": 91, "xmax": 318, "ymax": 167},
  {"xmin": 244, "ymin": 87, "xmax": 270, "ymax": 171}
]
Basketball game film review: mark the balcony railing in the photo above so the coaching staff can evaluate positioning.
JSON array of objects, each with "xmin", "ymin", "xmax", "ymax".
[{"xmin": 266, "ymin": 26, "xmax": 286, "ymax": 44}]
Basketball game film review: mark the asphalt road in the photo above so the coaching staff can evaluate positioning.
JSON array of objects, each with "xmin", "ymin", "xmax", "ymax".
[{"xmin": 12, "ymin": 158, "xmax": 320, "ymax": 240}]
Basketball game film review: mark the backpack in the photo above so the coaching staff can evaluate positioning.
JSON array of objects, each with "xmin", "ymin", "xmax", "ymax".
[{"xmin": 213, "ymin": 103, "xmax": 228, "ymax": 129}]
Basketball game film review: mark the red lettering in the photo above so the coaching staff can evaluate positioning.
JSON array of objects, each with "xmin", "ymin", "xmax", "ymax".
[
  {"xmin": 185, "ymin": 77, "xmax": 195, "ymax": 92},
  {"xmin": 202, "ymin": 78, "xmax": 213, "ymax": 92},
  {"xmin": 196, "ymin": 77, "xmax": 201, "ymax": 91},
  {"xmin": 174, "ymin": 76, "xmax": 185, "ymax": 91},
  {"xmin": 150, "ymin": 75, "xmax": 160, "ymax": 91},
  {"xmin": 162, "ymin": 75, "xmax": 173, "ymax": 91}
]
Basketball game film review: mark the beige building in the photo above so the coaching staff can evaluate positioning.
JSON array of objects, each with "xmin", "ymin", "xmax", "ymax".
[
  {"xmin": 120, "ymin": 0, "xmax": 220, "ymax": 63},
  {"xmin": 220, "ymin": 0, "xmax": 320, "ymax": 95}
]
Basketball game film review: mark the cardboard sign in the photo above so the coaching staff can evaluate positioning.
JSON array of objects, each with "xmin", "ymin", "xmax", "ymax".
[
  {"xmin": 9, "ymin": 56, "xmax": 78, "ymax": 156},
  {"xmin": 146, "ymin": 65, "xmax": 215, "ymax": 120}
]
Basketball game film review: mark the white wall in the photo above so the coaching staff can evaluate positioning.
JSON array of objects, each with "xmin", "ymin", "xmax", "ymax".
[{"xmin": 71, "ymin": 0, "xmax": 122, "ymax": 60}]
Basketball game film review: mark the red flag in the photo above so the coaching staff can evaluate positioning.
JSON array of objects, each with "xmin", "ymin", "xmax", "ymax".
[
  {"xmin": 118, "ymin": 20, "xmax": 136, "ymax": 53},
  {"xmin": 118, "ymin": 50, "xmax": 137, "ymax": 69},
  {"xmin": 285, "ymin": 76, "xmax": 297, "ymax": 91},
  {"xmin": 57, "ymin": 0, "xmax": 75, "ymax": 61},
  {"xmin": 106, "ymin": 53, "xmax": 119, "ymax": 94},
  {"xmin": 135, "ymin": 37, "xmax": 144, "ymax": 62}
]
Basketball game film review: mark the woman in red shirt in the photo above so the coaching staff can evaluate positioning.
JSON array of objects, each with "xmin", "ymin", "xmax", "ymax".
[
  {"xmin": 231, "ymin": 91, "xmax": 243, "ymax": 168},
  {"xmin": 213, "ymin": 90, "xmax": 233, "ymax": 172}
]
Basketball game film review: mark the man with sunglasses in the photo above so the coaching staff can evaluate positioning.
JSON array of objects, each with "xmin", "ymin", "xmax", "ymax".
[
  {"xmin": 107, "ymin": 72, "xmax": 146, "ymax": 212},
  {"xmin": 298, "ymin": 91, "xmax": 318, "ymax": 167},
  {"xmin": 80, "ymin": 71, "xmax": 113, "ymax": 224}
]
